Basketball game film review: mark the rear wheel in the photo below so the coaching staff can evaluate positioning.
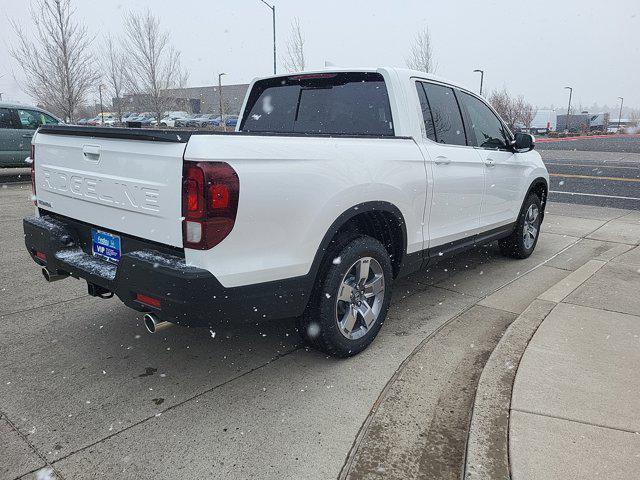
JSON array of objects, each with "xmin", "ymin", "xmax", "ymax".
[
  {"xmin": 298, "ymin": 236, "xmax": 393, "ymax": 357},
  {"xmin": 499, "ymin": 193, "xmax": 542, "ymax": 259}
]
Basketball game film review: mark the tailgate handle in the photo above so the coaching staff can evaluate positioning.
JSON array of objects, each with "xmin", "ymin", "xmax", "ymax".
[{"xmin": 82, "ymin": 144, "xmax": 101, "ymax": 161}]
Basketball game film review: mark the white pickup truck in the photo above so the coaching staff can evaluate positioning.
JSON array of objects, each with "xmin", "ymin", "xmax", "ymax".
[{"xmin": 24, "ymin": 67, "xmax": 548, "ymax": 357}]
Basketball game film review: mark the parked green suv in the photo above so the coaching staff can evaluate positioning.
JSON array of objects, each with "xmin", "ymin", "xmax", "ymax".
[{"xmin": 0, "ymin": 103, "xmax": 62, "ymax": 167}]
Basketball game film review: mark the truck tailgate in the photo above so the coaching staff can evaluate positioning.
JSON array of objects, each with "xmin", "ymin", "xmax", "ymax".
[{"xmin": 34, "ymin": 131, "xmax": 186, "ymax": 247}]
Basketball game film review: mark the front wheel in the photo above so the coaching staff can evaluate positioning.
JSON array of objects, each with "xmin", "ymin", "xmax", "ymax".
[
  {"xmin": 499, "ymin": 193, "xmax": 542, "ymax": 259},
  {"xmin": 298, "ymin": 236, "xmax": 393, "ymax": 357}
]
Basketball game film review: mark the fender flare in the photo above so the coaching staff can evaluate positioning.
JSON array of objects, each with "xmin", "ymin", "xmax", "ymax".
[
  {"xmin": 306, "ymin": 201, "xmax": 408, "ymax": 286},
  {"xmin": 523, "ymin": 176, "xmax": 549, "ymax": 221}
]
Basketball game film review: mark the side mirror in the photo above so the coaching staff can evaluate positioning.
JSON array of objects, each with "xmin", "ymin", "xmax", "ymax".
[{"xmin": 512, "ymin": 132, "xmax": 535, "ymax": 152}]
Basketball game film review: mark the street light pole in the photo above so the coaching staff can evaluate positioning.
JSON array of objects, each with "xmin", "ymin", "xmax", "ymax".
[
  {"xmin": 98, "ymin": 84, "xmax": 105, "ymax": 125},
  {"xmin": 617, "ymin": 96, "xmax": 624, "ymax": 132},
  {"xmin": 260, "ymin": 0, "xmax": 276, "ymax": 74},
  {"xmin": 473, "ymin": 69, "xmax": 484, "ymax": 96},
  {"xmin": 564, "ymin": 86, "xmax": 573, "ymax": 133},
  {"xmin": 218, "ymin": 72, "xmax": 227, "ymax": 131}
]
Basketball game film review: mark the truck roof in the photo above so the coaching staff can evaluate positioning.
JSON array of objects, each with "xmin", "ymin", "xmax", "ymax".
[{"xmin": 250, "ymin": 66, "xmax": 479, "ymax": 98}]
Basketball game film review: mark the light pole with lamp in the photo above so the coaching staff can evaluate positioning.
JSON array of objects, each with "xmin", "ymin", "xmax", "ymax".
[
  {"xmin": 617, "ymin": 96, "xmax": 624, "ymax": 132},
  {"xmin": 260, "ymin": 0, "xmax": 276, "ymax": 74},
  {"xmin": 564, "ymin": 86, "xmax": 573, "ymax": 133},
  {"xmin": 473, "ymin": 69, "xmax": 484, "ymax": 96},
  {"xmin": 98, "ymin": 84, "xmax": 105, "ymax": 125},
  {"xmin": 218, "ymin": 72, "xmax": 227, "ymax": 131}
]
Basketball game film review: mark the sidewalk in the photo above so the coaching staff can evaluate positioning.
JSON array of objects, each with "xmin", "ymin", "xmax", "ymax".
[
  {"xmin": 509, "ymin": 208, "xmax": 640, "ymax": 479},
  {"xmin": 343, "ymin": 202, "xmax": 640, "ymax": 480}
]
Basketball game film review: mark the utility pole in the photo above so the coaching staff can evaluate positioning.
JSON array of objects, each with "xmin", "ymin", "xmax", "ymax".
[
  {"xmin": 260, "ymin": 0, "xmax": 277, "ymax": 74},
  {"xmin": 473, "ymin": 69, "xmax": 484, "ymax": 96},
  {"xmin": 218, "ymin": 72, "xmax": 226, "ymax": 131},
  {"xmin": 564, "ymin": 86, "xmax": 573, "ymax": 133},
  {"xmin": 617, "ymin": 96, "xmax": 624, "ymax": 132},
  {"xmin": 98, "ymin": 84, "xmax": 105, "ymax": 125}
]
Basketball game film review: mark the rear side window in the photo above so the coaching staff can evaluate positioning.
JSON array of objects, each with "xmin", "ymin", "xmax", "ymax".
[
  {"xmin": 421, "ymin": 82, "xmax": 466, "ymax": 146},
  {"xmin": 415, "ymin": 82, "xmax": 437, "ymax": 141},
  {"xmin": 0, "ymin": 108, "xmax": 19, "ymax": 129},
  {"xmin": 240, "ymin": 72, "xmax": 394, "ymax": 136}
]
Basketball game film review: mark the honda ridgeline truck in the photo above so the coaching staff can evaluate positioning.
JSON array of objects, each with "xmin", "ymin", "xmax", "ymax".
[{"xmin": 23, "ymin": 68, "xmax": 548, "ymax": 357}]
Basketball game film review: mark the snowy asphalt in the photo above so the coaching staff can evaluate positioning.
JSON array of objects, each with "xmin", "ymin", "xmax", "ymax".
[
  {"xmin": 1, "ymin": 137, "xmax": 638, "ymax": 479},
  {"xmin": 1, "ymin": 182, "xmax": 604, "ymax": 480}
]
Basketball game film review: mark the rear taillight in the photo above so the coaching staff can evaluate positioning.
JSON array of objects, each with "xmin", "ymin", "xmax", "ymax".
[
  {"xmin": 30, "ymin": 144, "xmax": 36, "ymax": 205},
  {"xmin": 182, "ymin": 162, "xmax": 239, "ymax": 250}
]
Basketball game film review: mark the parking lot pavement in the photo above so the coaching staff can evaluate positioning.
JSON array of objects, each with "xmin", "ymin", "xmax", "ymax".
[
  {"xmin": 538, "ymin": 134, "xmax": 640, "ymax": 153},
  {"xmin": 1, "ymin": 179, "xmax": 638, "ymax": 479},
  {"xmin": 541, "ymin": 149, "xmax": 640, "ymax": 211}
]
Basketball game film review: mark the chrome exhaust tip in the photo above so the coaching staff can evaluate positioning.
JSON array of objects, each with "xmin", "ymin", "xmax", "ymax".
[
  {"xmin": 143, "ymin": 313, "xmax": 172, "ymax": 334},
  {"xmin": 41, "ymin": 267, "xmax": 68, "ymax": 282}
]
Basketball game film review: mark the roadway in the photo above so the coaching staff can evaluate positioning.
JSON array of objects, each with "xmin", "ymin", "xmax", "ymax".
[{"xmin": 539, "ymin": 135, "xmax": 640, "ymax": 210}]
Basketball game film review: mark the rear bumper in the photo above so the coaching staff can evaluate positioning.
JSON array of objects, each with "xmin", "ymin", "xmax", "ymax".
[{"xmin": 23, "ymin": 215, "xmax": 310, "ymax": 327}]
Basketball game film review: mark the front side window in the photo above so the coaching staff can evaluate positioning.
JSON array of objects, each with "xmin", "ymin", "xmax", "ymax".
[
  {"xmin": 41, "ymin": 112, "xmax": 59, "ymax": 125},
  {"xmin": 459, "ymin": 92, "xmax": 509, "ymax": 149},
  {"xmin": 241, "ymin": 72, "xmax": 394, "ymax": 136},
  {"xmin": 421, "ymin": 82, "xmax": 466, "ymax": 146}
]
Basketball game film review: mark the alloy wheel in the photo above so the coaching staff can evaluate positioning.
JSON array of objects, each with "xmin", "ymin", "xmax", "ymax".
[
  {"xmin": 335, "ymin": 257, "xmax": 385, "ymax": 340},
  {"xmin": 523, "ymin": 204, "xmax": 539, "ymax": 250}
]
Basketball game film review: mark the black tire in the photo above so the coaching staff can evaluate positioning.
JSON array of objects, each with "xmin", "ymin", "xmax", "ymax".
[
  {"xmin": 298, "ymin": 235, "xmax": 394, "ymax": 357},
  {"xmin": 499, "ymin": 193, "xmax": 542, "ymax": 259}
]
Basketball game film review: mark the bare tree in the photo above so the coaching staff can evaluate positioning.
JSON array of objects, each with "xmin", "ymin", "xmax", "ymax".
[
  {"xmin": 9, "ymin": 0, "xmax": 99, "ymax": 122},
  {"xmin": 282, "ymin": 17, "xmax": 306, "ymax": 72},
  {"xmin": 406, "ymin": 28, "xmax": 437, "ymax": 74},
  {"xmin": 518, "ymin": 96, "xmax": 536, "ymax": 130},
  {"xmin": 101, "ymin": 35, "xmax": 126, "ymax": 122},
  {"xmin": 488, "ymin": 87, "xmax": 536, "ymax": 131},
  {"xmin": 122, "ymin": 9, "xmax": 188, "ymax": 123}
]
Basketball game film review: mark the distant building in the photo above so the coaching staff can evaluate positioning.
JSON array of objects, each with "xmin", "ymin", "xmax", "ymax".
[
  {"xmin": 119, "ymin": 83, "xmax": 250, "ymax": 115},
  {"xmin": 556, "ymin": 114, "xmax": 588, "ymax": 133},
  {"xmin": 556, "ymin": 112, "xmax": 610, "ymax": 133}
]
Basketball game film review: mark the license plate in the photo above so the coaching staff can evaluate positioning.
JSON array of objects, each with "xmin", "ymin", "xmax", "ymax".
[{"xmin": 91, "ymin": 229, "xmax": 121, "ymax": 263}]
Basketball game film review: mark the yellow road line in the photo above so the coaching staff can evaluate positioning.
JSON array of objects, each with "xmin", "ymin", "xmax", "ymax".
[
  {"xmin": 545, "ymin": 162, "xmax": 640, "ymax": 170},
  {"xmin": 549, "ymin": 173, "xmax": 640, "ymax": 183}
]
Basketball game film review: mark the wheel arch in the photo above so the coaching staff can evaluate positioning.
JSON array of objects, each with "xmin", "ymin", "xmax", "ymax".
[
  {"xmin": 525, "ymin": 177, "xmax": 549, "ymax": 221},
  {"xmin": 307, "ymin": 201, "xmax": 409, "ymax": 286}
]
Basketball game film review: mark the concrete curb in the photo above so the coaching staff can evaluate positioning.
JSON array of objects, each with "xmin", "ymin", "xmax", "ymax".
[
  {"xmin": 463, "ymin": 299, "xmax": 555, "ymax": 479},
  {"xmin": 464, "ymin": 247, "xmax": 624, "ymax": 479}
]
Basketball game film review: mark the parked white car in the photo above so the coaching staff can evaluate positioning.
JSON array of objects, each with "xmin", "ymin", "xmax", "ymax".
[
  {"xmin": 159, "ymin": 111, "xmax": 189, "ymax": 127},
  {"xmin": 24, "ymin": 67, "xmax": 548, "ymax": 357}
]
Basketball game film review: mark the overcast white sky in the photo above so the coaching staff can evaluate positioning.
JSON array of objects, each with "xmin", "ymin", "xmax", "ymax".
[{"xmin": 1, "ymin": 0, "xmax": 639, "ymax": 110}]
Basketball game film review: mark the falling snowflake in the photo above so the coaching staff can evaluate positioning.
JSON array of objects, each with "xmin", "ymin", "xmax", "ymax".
[{"xmin": 307, "ymin": 322, "xmax": 320, "ymax": 338}]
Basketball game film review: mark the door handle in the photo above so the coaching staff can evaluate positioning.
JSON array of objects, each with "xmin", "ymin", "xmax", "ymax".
[
  {"xmin": 82, "ymin": 144, "xmax": 101, "ymax": 161},
  {"xmin": 434, "ymin": 156, "xmax": 450, "ymax": 165},
  {"xmin": 22, "ymin": 134, "xmax": 33, "ymax": 138},
  {"xmin": 484, "ymin": 158, "xmax": 496, "ymax": 168}
]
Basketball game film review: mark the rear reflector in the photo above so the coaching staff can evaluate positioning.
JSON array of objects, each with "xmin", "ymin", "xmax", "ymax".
[
  {"xmin": 136, "ymin": 293, "xmax": 161, "ymax": 309},
  {"xmin": 35, "ymin": 251, "xmax": 46, "ymax": 261}
]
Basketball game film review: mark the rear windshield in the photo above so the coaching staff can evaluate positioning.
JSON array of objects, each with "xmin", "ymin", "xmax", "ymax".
[{"xmin": 240, "ymin": 72, "xmax": 394, "ymax": 136}]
